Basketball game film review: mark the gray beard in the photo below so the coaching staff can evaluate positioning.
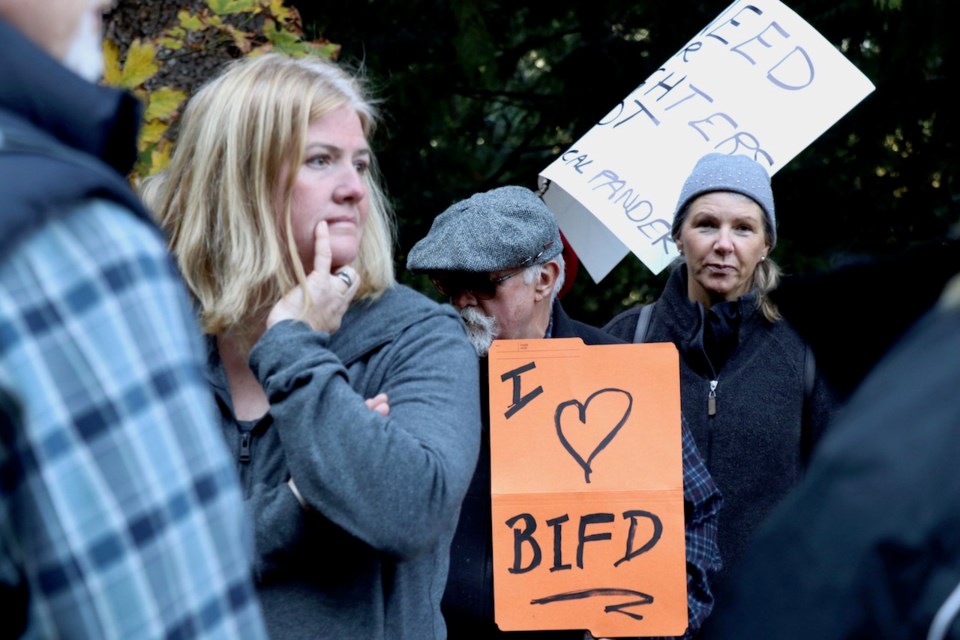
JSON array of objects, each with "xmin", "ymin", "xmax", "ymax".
[{"xmin": 458, "ymin": 306, "xmax": 499, "ymax": 357}]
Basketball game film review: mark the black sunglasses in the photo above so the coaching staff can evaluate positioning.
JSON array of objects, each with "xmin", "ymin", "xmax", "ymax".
[
  {"xmin": 429, "ymin": 242, "xmax": 553, "ymax": 301},
  {"xmin": 430, "ymin": 268, "xmax": 525, "ymax": 300}
]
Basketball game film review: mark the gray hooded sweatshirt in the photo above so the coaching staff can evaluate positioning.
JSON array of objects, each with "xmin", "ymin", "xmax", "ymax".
[{"xmin": 207, "ymin": 285, "xmax": 482, "ymax": 639}]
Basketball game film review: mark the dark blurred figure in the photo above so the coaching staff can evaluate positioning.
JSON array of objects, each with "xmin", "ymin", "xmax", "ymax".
[
  {"xmin": 0, "ymin": 1, "xmax": 266, "ymax": 637},
  {"xmin": 703, "ymin": 232, "xmax": 960, "ymax": 640},
  {"xmin": 770, "ymin": 235, "xmax": 960, "ymax": 401}
]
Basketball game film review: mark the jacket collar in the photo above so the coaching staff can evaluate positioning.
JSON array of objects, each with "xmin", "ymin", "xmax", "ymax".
[
  {"xmin": 660, "ymin": 263, "xmax": 759, "ymax": 323},
  {"xmin": 0, "ymin": 18, "xmax": 142, "ymax": 174},
  {"xmin": 660, "ymin": 264, "xmax": 762, "ymax": 374}
]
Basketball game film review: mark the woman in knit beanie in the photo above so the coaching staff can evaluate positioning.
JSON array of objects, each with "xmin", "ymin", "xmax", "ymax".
[{"xmin": 604, "ymin": 152, "xmax": 839, "ymax": 615}]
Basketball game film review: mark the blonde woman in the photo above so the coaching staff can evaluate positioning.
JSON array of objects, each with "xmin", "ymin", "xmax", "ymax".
[{"xmin": 143, "ymin": 53, "xmax": 481, "ymax": 639}]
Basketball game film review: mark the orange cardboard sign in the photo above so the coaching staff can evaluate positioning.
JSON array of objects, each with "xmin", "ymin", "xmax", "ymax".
[{"xmin": 489, "ymin": 338, "xmax": 686, "ymax": 637}]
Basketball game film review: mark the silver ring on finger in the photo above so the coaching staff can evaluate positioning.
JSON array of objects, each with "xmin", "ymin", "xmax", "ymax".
[{"xmin": 335, "ymin": 269, "xmax": 353, "ymax": 288}]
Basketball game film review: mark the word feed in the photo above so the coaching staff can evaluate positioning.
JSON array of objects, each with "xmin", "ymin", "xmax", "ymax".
[{"xmin": 539, "ymin": 0, "xmax": 874, "ymax": 280}]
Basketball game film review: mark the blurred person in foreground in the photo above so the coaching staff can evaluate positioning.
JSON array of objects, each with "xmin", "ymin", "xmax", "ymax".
[
  {"xmin": 142, "ymin": 52, "xmax": 481, "ymax": 638},
  {"xmin": 0, "ymin": 0, "xmax": 267, "ymax": 637},
  {"xmin": 407, "ymin": 185, "xmax": 723, "ymax": 639},
  {"xmin": 701, "ymin": 235, "xmax": 960, "ymax": 640}
]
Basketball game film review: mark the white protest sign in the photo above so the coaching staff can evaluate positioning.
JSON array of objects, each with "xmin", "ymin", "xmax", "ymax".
[{"xmin": 539, "ymin": 0, "xmax": 875, "ymax": 281}]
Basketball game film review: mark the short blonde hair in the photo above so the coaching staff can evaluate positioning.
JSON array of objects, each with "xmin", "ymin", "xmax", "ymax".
[{"xmin": 144, "ymin": 53, "xmax": 396, "ymax": 338}]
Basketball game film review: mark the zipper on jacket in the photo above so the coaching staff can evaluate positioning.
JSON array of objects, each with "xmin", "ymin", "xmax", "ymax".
[
  {"xmin": 239, "ymin": 432, "xmax": 251, "ymax": 464},
  {"xmin": 708, "ymin": 379, "xmax": 718, "ymax": 416}
]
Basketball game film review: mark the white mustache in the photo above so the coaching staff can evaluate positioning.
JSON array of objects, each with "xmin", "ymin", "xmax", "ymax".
[{"xmin": 458, "ymin": 307, "xmax": 499, "ymax": 357}]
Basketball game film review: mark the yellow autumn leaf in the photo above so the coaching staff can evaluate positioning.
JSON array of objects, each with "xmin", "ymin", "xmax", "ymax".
[
  {"xmin": 178, "ymin": 9, "xmax": 205, "ymax": 31},
  {"xmin": 267, "ymin": 0, "xmax": 291, "ymax": 22},
  {"xmin": 121, "ymin": 39, "xmax": 160, "ymax": 88},
  {"xmin": 139, "ymin": 120, "xmax": 169, "ymax": 148},
  {"xmin": 157, "ymin": 37, "xmax": 184, "ymax": 51},
  {"xmin": 263, "ymin": 19, "xmax": 308, "ymax": 56},
  {"xmin": 145, "ymin": 87, "xmax": 188, "ymax": 121},
  {"xmin": 135, "ymin": 149, "xmax": 152, "ymax": 177},
  {"xmin": 150, "ymin": 143, "xmax": 173, "ymax": 174},
  {"xmin": 102, "ymin": 39, "xmax": 122, "ymax": 86},
  {"xmin": 206, "ymin": 0, "xmax": 259, "ymax": 15},
  {"xmin": 307, "ymin": 39, "xmax": 340, "ymax": 60},
  {"xmin": 221, "ymin": 24, "xmax": 255, "ymax": 54}
]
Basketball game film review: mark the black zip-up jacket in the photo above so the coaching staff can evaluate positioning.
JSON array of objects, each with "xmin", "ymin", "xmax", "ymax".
[{"xmin": 604, "ymin": 265, "xmax": 836, "ymax": 593}]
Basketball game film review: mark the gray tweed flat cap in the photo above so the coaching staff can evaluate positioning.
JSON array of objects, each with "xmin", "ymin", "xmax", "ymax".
[
  {"xmin": 673, "ymin": 153, "xmax": 777, "ymax": 247},
  {"xmin": 407, "ymin": 186, "xmax": 563, "ymax": 272}
]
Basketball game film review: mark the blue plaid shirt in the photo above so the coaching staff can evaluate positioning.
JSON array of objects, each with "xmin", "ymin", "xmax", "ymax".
[
  {"xmin": 588, "ymin": 420, "xmax": 722, "ymax": 640},
  {"xmin": 676, "ymin": 416, "xmax": 723, "ymax": 639},
  {"xmin": 0, "ymin": 200, "xmax": 267, "ymax": 639}
]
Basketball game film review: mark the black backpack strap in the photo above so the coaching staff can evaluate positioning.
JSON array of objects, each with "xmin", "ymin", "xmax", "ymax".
[{"xmin": 632, "ymin": 302, "xmax": 656, "ymax": 343}]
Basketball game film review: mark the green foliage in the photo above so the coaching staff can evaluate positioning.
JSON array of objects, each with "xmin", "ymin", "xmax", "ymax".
[{"xmin": 104, "ymin": 0, "xmax": 339, "ymax": 180}]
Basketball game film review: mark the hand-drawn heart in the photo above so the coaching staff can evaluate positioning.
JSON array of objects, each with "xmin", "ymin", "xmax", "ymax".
[{"xmin": 554, "ymin": 388, "xmax": 633, "ymax": 483}]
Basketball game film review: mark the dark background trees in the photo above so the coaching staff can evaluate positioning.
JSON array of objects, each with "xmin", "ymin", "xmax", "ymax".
[
  {"xmin": 107, "ymin": 0, "xmax": 959, "ymax": 327},
  {"xmin": 293, "ymin": 0, "xmax": 958, "ymax": 326}
]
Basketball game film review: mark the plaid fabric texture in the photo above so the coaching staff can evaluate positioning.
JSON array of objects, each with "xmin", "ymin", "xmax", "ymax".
[
  {"xmin": 0, "ymin": 201, "xmax": 266, "ymax": 639},
  {"xmin": 677, "ymin": 418, "xmax": 723, "ymax": 639}
]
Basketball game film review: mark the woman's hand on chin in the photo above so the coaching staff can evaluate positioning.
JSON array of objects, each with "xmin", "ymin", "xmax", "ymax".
[{"xmin": 268, "ymin": 220, "xmax": 360, "ymax": 333}]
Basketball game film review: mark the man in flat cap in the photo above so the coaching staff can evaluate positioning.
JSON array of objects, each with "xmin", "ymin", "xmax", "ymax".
[
  {"xmin": 408, "ymin": 185, "xmax": 723, "ymax": 639},
  {"xmin": 408, "ymin": 185, "xmax": 611, "ymax": 354}
]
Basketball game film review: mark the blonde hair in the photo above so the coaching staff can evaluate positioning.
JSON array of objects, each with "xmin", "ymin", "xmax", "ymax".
[
  {"xmin": 753, "ymin": 258, "xmax": 781, "ymax": 322},
  {"xmin": 143, "ymin": 53, "xmax": 396, "ymax": 339}
]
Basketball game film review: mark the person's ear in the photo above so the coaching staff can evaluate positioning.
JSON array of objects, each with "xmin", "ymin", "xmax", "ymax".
[{"xmin": 535, "ymin": 261, "xmax": 561, "ymax": 300}]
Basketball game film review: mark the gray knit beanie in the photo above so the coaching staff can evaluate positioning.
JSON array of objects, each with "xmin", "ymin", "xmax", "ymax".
[
  {"xmin": 671, "ymin": 153, "xmax": 777, "ymax": 247},
  {"xmin": 406, "ymin": 186, "xmax": 563, "ymax": 272}
]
